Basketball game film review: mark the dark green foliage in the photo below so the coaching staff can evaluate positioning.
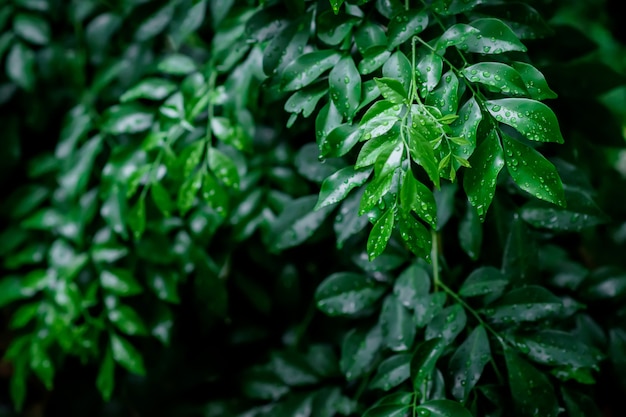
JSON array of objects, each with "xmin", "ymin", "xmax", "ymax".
[{"xmin": 1, "ymin": 0, "xmax": 626, "ymax": 416}]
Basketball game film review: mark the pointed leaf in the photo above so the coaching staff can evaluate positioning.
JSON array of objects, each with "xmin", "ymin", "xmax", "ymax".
[
  {"xmin": 315, "ymin": 166, "xmax": 372, "ymax": 210},
  {"xmin": 381, "ymin": 294, "xmax": 416, "ymax": 351},
  {"xmin": 271, "ymin": 195, "xmax": 335, "ymax": 251},
  {"xmin": 387, "ymin": 9, "xmax": 429, "ymax": 50},
  {"xmin": 448, "ymin": 326, "xmax": 491, "ymax": 401},
  {"xmin": 485, "ymin": 285, "xmax": 562, "ymax": 324},
  {"xmin": 393, "ymin": 263, "xmax": 431, "ymax": 308},
  {"xmin": 398, "ymin": 213, "xmax": 431, "ymax": 260},
  {"xmin": 329, "ymin": 56, "xmax": 361, "ymax": 119},
  {"xmin": 487, "ymin": 98, "xmax": 564, "ymax": 143},
  {"xmin": 466, "ymin": 18, "xmax": 527, "ymax": 54},
  {"xmin": 459, "ymin": 267, "xmax": 508, "ymax": 298},
  {"xmin": 401, "ymin": 170, "xmax": 437, "ymax": 228},
  {"xmin": 282, "ymin": 50, "xmax": 342, "ymax": 91},
  {"xmin": 341, "ymin": 325, "xmax": 383, "ymax": 381},
  {"xmin": 462, "ymin": 62, "xmax": 528, "ymax": 96},
  {"xmin": 425, "ymin": 304, "xmax": 467, "ymax": 344},
  {"xmin": 110, "ymin": 333, "xmax": 146, "ymax": 375},
  {"xmin": 316, "ymin": 272, "xmax": 386, "ymax": 316},
  {"xmin": 502, "ymin": 135, "xmax": 565, "ymax": 206},
  {"xmin": 512, "ymin": 61, "xmax": 557, "ymax": 100},
  {"xmin": 370, "ymin": 354, "xmax": 412, "ymax": 391},
  {"xmin": 417, "ymin": 399, "xmax": 473, "ymax": 417},
  {"xmin": 367, "ymin": 207, "xmax": 395, "ymax": 260}
]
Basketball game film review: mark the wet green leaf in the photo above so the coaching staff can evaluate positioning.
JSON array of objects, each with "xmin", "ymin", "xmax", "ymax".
[
  {"xmin": 374, "ymin": 77, "xmax": 407, "ymax": 104},
  {"xmin": 458, "ymin": 200, "xmax": 481, "ymax": 260},
  {"xmin": 358, "ymin": 171, "xmax": 394, "ymax": 215},
  {"xmin": 177, "ymin": 169, "xmax": 203, "ymax": 215},
  {"xmin": 427, "ymin": 71, "xmax": 459, "ymax": 115},
  {"xmin": 448, "ymin": 326, "xmax": 491, "ymax": 401},
  {"xmin": 400, "ymin": 170, "xmax": 437, "ymax": 228},
  {"xmin": 435, "ymin": 23, "xmax": 481, "ymax": 52},
  {"xmin": 462, "ymin": 62, "xmax": 528, "ymax": 96},
  {"xmin": 357, "ymin": 125, "xmax": 401, "ymax": 169},
  {"xmin": 341, "ymin": 324, "xmax": 383, "ymax": 381},
  {"xmin": 459, "ymin": 267, "xmax": 508, "ymax": 298},
  {"xmin": 151, "ymin": 182, "xmax": 175, "ymax": 217},
  {"xmin": 512, "ymin": 330, "xmax": 599, "ymax": 369},
  {"xmin": 284, "ymin": 82, "xmax": 328, "ymax": 119},
  {"xmin": 382, "ymin": 50, "xmax": 412, "ymax": 92},
  {"xmin": 271, "ymin": 195, "xmax": 335, "ymax": 251},
  {"xmin": 387, "ymin": 9, "xmax": 429, "ymax": 50},
  {"xmin": 463, "ymin": 129, "xmax": 505, "ymax": 221},
  {"xmin": 511, "ymin": 62, "xmax": 557, "ymax": 100},
  {"xmin": 320, "ymin": 123, "xmax": 362, "ymax": 158},
  {"xmin": 398, "ymin": 212, "xmax": 431, "ymax": 260},
  {"xmin": 208, "ymin": 147, "xmax": 240, "ymax": 189},
  {"xmin": 317, "ymin": 10, "xmax": 359, "ymax": 46},
  {"xmin": 504, "ymin": 348, "xmax": 559, "ymax": 417},
  {"xmin": 411, "ymin": 338, "xmax": 445, "ymax": 396},
  {"xmin": 110, "ymin": 333, "xmax": 146, "ymax": 375},
  {"xmin": 358, "ymin": 45, "xmax": 391, "ymax": 75},
  {"xmin": 329, "ymin": 56, "xmax": 361, "ymax": 120},
  {"xmin": 501, "ymin": 135, "xmax": 565, "ymax": 206},
  {"xmin": 101, "ymin": 104, "xmax": 154, "ymax": 135},
  {"xmin": 485, "ymin": 285, "xmax": 562, "ymax": 325},
  {"xmin": 425, "ymin": 304, "xmax": 467, "ymax": 344},
  {"xmin": 466, "ymin": 18, "xmax": 527, "ymax": 54},
  {"xmin": 381, "ymin": 293, "xmax": 416, "ymax": 351},
  {"xmin": 369, "ymin": 353, "xmax": 411, "ymax": 391},
  {"xmin": 282, "ymin": 50, "xmax": 342, "ymax": 91},
  {"xmin": 393, "ymin": 263, "xmax": 431, "ymax": 308},
  {"xmin": 487, "ymin": 98, "xmax": 563, "ymax": 143},
  {"xmin": 367, "ymin": 208, "xmax": 395, "ymax": 260},
  {"xmin": 315, "ymin": 272, "xmax": 386, "ymax": 316},
  {"xmin": 408, "ymin": 126, "xmax": 440, "ymax": 188},
  {"xmin": 334, "ymin": 187, "xmax": 370, "ymax": 249},
  {"xmin": 415, "ymin": 292, "xmax": 446, "ymax": 328},
  {"xmin": 417, "ymin": 399, "xmax": 473, "ymax": 417},
  {"xmin": 416, "ymin": 52, "xmax": 443, "ymax": 94},
  {"xmin": 355, "ymin": 21, "xmax": 387, "ymax": 53},
  {"xmin": 315, "ymin": 166, "xmax": 372, "ymax": 210}
]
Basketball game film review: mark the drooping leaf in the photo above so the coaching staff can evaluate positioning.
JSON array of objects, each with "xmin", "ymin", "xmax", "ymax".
[
  {"xmin": 485, "ymin": 285, "xmax": 562, "ymax": 325},
  {"xmin": 387, "ymin": 9, "xmax": 429, "ymax": 50},
  {"xmin": 466, "ymin": 18, "xmax": 527, "ymax": 54},
  {"xmin": 315, "ymin": 272, "xmax": 386, "ymax": 316},
  {"xmin": 501, "ymin": 135, "xmax": 565, "ymax": 206},
  {"xmin": 504, "ymin": 348, "xmax": 559, "ymax": 417},
  {"xmin": 511, "ymin": 61, "xmax": 557, "ymax": 100},
  {"xmin": 463, "ymin": 129, "xmax": 505, "ymax": 221},
  {"xmin": 458, "ymin": 200, "xmax": 482, "ymax": 260},
  {"xmin": 435, "ymin": 23, "xmax": 481, "ymax": 52},
  {"xmin": 340, "ymin": 325, "xmax": 383, "ymax": 381},
  {"xmin": 320, "ymin": 124, "xmax": 362, "ymax": 158},
  {"xmin": 271, "ymin": 195, "xmax": 335, "ymax": 251},
  {"xmin": 367, "ymin": 207, "xmax": 395, "ymax": 260},
  {"xmin": 411, "ymin": 338, "xmax": 445, "ymax": 397},
  {"xmin": 381, "ymin": 294, "xmax": 416, "ymax": 351},
  {"xmin": 282, "ymin": 50, "xmax": 342, "ymax": 91},
  {"xmin": 315, "ymin": 166, "xmax": 372, "ymax": 210},
  {"xmin": 398, "ymin": 212, "xmax": 432, "ymax": 260},
  {"xmin": 462, "ymin": 62, "xmax": 528, "ymax": 96},
  {"xmin": 487, "ymin": 98, "xmax": 564, "ymax": 143},
  {"xmin": 329, "ymin": 56, "xmax": 361, "ymax": 120},
  {"xmin": 110, "ymin": 333, "xmax": 146, "ymax": 375},
  {"xmin": 448, "ymin": 326, "xmax": 491, "ymax": 401}
]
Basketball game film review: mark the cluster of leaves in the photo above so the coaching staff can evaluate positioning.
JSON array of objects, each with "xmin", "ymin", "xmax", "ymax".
[{"xmin": 1, "ymin": 0, "xmax": 626, "ymax": 416}]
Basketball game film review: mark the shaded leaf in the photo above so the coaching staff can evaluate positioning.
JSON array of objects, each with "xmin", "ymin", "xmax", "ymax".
[{"xmin": 315, "ymin": 272, "xmax": 386, "ymax": 316}]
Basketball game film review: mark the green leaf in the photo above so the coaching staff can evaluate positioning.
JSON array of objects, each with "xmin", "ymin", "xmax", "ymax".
[
  {"xmin": 363, "ymin": 404, "xmax": 411, "ymax": 417},
  {"xmin": 415, "ymin": 292, "xmax": 446, "ymax": 328},
  {"xmin": 284, "ymin": 82, "xmax": 328, "ymax": 118},
  {"xmin": 416, "ymin": 52, "xmax": 443, "ymax": 94},
  {"xmin": 108, "ymin": 304, "xmax": 149, "ymax": 336},
  {"xmin": 427, "ymin": 71, "xmax": 459, "ymax": 115},
  {"xmin": 146, "ymin": 270, "xmax": 180, "ymax": 304},
  {"xmin": 329, "ymin": 56, "xmax": 361, "ymax": 120},
  {"xmin": 381, "ymin": 294, "xmax": 416, "ymax": 351},
  {"xmin": 504, "ymin": 348, "xmax": 559, "ymax": 417},
  {"xmin": 393, "ymin": 263, "xmax": 431, "ymax": 308},
  {"xmin": 358, "ymin": 171, "xmax": 394, "ymax": 215},
  {"xmin": 96, "ymin": 348, "xmax": 115, "ymax": 401},
  {"xmin": 487, "ymin": 98, "xmax": 563, "ymax": 143},
  {"xmin": 317, "ymin": 10, "xmax": 359, "ymax": 46},
  {"xmin": 383, "ymin": 51, "xmax": 412, "ymax": 92},
  {"xmin": 177, "ymin": 169, "xmax": 203, "ymax": 215},
  {"xmin": 501, "ymin": 135, "xmax": 565, "ymax": 206},
  {"xmin": 296, "ymin": 142, "xmax": 346, "ymax": 183},
  {"xmin": 417, "ymin": 399, "xmax": 473, "ymax": 417},
  {"xmin": 387, "ymin": 9, "xmax": 429, "ymax": 50},
  {"xmin": 157, "ymin": 53, "xmax": 197, "ymax": 75},
  {"xmin": 201, "ymin": 172, "xmax": 229, "ymax": 218},
  {"xmin": 315, "ymin": 166, "xmax": 372, "ymax": 210},
  {"xmin": 329, "ymin": 0, "xmax": 344, "ymax": 14},
  {"xmin": 127, "ymin": 198, "xmax": 146, "ymax": 239},
  {"xmin": 425, "ymin": 304, "xmax": 467, "ymax": 344},
  {"xmin": 334, "ymin": 188, "xmax": 370, "ymax": 249},
  {"xmin": 485, "ymin": 285, "xmax": 562, "ymax": 325},
  {"xmin": 270, "ymin": 351, "xmax": 319, "ymax": 386},
  {"xmin": 315, "ymin": 100, "xmax": 344, "ymax": 147},
  {"xmin": 411, "ymin": 338, "xmax": 445, "ymax": 396},
  {"xmin": 408, "ymin": 126, "xmax": 440, "ymax": 188},
  {"xmin": 13, "ymin": 13, "xmax": 50, "ymax": 45},
  {"xmin": 466, "ymin": 18, "xmax": 527, "ymax": 54},
  {"xmin": 341, "ymin": 325, "xmax": 382, "ymax": 381},
  {"xmin": 282, "ymin": 50, "xmax": 342, "ymax": 91},
  {"xmin": 271, "ymin": 195, "xmax": 335, "ymax": 251},
  {"xmin": 459, "ymin": 267, "xmax": 508, "ymax": 298},
  {"xmin": 6, "ymin": 42, "xmax": 35, "ymax": 90},
  {"xmin": 448, "ymin": 326, "xmax": 491, "ymax": 401},
  {"xmin": 315, "ymin": 272, "xmax": 386, "ymax": 316},
  {"xmin": 462, "ymin": 62, "xmax": 528, "ymax": 96},
  {"xmin": 101, "ymin": 104, "xmax": 154, "ymax": 135},
  {"xmin": 208, "ymin": 148, "xmax": 240, "ymax": 189},
  {"xmin": 374, "ymin": 77, "xmax": 407, "ymax": 104},
  {"xmin": 320, "ymin": 123, "xmax": 362, "ymax": 158},
  {"xmin": 101, "ymin": 185, "xmax": 127, "ymax": 238},
  {"xmin": 367, "ymin": 208, "xmax": 395, "ymax": 260},
  {"xmin": 30, "ymin": 342, "xmax": 54, "ymax": 390},
  {"xmin": 134, "ymin": 3, "xmax": 174, "ymax": 41},
  {"xmin": 100, "ymin": 269, "xmax": 143, "ymax": 296},
  {"xmin": 358, "ymin": 45, "xmax": 391, "ymax": 75},
  {"xmin": 401, "ymin": 170, "xmax": 437, "ymax": 228},
  {"xmin": 435, "ymin": 23, "xmax": 480, "ymax": 52},
  {"xmin": 151, "ymin": 182, "xmax": 175, "ymax": 217},
  {"xmin": 512, "ymin": 330, "xmax": 599, "ymax": 369},
  {"xmin": 369, "ymin": 353, "xmax": 411, "ymax": 391},
  {"xmin": 458, "ymin": 200, "xmax": 481, "ymax": 260},
  {"xmin": 512, "ymin": 61, "xmax": 557, "ymax": 100},
  {"xmin": 110, "ymin": 333, "xmax": 146, "ymax": 375},
  {"xmin": 463, "ymin": 129, "xmax": 504, "ymax": 221},
  {"xmin": 398, "ymin": 213, "xmax": 431, "ymax": 260},
  {"xmin": 355, "ymin": 21, "xmax": 387, "ymax": 53},
  {"xmin": 120, "ymin": 78, "xmax": 177, "ymax": 102}
]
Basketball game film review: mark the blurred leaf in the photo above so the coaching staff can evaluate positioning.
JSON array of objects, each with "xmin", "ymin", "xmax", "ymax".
[
  {"xmin": 340, "ymin": 325, "xmax": 382, "ymax": 381},
  {"xmin": 315, "ymin": 272, "xmax": 386, "ymax": 316},
  {"xmin": 448, "ymin": 326, "xmax": 491, "ymax": 401},
  {"xmin": 6, "ymin": 42, "xmax": 35, "ymax": 90},
  {"xmin": 13, "ymin": 13, "xmax": 51, "ymax": 45},
  {"xmin": 110, "ymin": 333, "xmax": 146, "ymax": 375},
  {"xmin": 381, "ymin": 294, "xmax": 416, "ymax": 351},
  {"xmin": 369, "ymin": 353, "xmax": 411, "ymax": 391},
  {"xmin": 271, "ymin": 195, "xmax": 335, "ymax": 251},
  {"xmin": 485, "ymin": 285, "xmax": 562, "ymax": 325}
]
